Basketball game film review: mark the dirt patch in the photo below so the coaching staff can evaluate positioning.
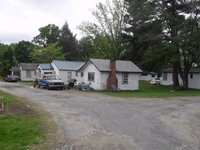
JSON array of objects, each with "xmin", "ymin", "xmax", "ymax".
[
  {"xmin": 0, "ymin": 102, "xmax": 35, "ymax": 116},
  {"xmin": 9, "ymin": 103, "xmax": 36, "ymax": 115}
]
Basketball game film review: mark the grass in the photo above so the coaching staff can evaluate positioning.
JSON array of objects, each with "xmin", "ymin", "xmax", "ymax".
[
  {"xmin": 0, "ymin": 90, "xmax": 57, "ymax": 150},
  {"xmin": 98, "ymin": 81, "xmax": 200, "ymax": 98},
  {"xmin": 0, "ymin": 115, "xmax": 42, "ymax": 150}
]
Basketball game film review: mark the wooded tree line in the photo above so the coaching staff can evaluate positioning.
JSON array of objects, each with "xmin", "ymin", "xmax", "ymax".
[{"xmin": 0, "ymin": 0, "xmax": 199, "ymax": 89}]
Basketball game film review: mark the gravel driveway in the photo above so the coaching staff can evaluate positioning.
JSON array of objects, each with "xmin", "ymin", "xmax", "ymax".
[{"xmin": 0, "ymin": 81, "xmax": 200, "ymax": 150}]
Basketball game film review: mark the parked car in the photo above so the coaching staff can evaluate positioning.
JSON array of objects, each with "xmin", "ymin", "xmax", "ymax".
[
  {"xmin": 150, "ymin": 77, "xmax": 161, "ymax": 85},
  {"xmin": 4, "ymin": 75, "xmax": 18, "ymax": 82},
  {"xmin": 34, "ymin": 75, "xmax": 65, "ymax": 90}
]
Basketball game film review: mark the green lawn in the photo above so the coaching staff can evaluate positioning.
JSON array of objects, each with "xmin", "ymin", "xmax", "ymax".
[
  {"xmin": 99, "ymin": 81, "xmax": 200, "ymax": 98},
  {"xmin": 0, "ymin": 91, "xmax": 57, "ymax": 150}
]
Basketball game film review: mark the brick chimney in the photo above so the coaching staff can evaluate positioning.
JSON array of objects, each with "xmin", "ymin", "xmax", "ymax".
[{"xmin": 107, "ymin": 60, "xmax": 118, "ymax": 90}]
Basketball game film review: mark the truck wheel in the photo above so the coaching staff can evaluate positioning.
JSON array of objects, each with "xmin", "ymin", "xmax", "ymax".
[{"xmin": 46, "ymin": 84, "xmax": 50, "ymax": 90}]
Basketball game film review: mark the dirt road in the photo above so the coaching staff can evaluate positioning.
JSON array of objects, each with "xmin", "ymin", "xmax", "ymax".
[{"xmin": 0, "ymin": 81, "xmax": 200, "ymax": 150}]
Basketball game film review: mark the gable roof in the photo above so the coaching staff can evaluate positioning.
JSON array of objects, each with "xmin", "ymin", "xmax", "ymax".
[
  {"xmin": 84, "ymin": 58, "xmax": 142, "ymax": 73},
  {"xmin": 20, "ymin": 63, "xmax": 38, "ymax": 70},
  {"xmin": 52, "ymin": 60, "xmax": 85, "ymax": 71},
  {"xmin": 38, "ymin": 63, "xmax": 53, "ymax": 70},
  {"xmin": 163, "ymin": 67, "xmax": 200, "ymax": 73}
]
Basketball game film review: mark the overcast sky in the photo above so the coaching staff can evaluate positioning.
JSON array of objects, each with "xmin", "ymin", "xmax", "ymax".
[{"xmin": 0, "ymin": 0, "xmax": 105, "ymax": 44}]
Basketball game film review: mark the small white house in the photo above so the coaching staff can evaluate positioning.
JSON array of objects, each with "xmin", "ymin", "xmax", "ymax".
[
  {"xmin": 20, "ymin": 63, "xmax": 38, "ymax": 81},
  {"xmin": 188, "ymin": 67, "xmax": 200, "ymax": 89},
  {"xmin": 51, "ymin": 60, "xmax": 85, "ymax": 84},
  {"xmin": 36, "ymin": 63, "xmax": 54, "ymax": 78},
  {"xmin": 78, "ymin": 58, "xmax": 143, "ymax": 90},
  {"xmin": 140, "ymin": 71, "xmax": 158, "ymax": 81},
  {"xmin": 161, "ymin": 68, "xmax": 174, "ymax": 86},
  {"xmin": 161, "ymin": 67, "xmax": 200, "ymax": 89}
]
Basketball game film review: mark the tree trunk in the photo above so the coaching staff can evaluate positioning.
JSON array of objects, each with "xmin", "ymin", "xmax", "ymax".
[
  {"xmin": 172, "ymin": 62, "xmax": 179, "ymax": 89},
  {"xmin": 182, "ymin": 74, "xmax": 189, "ymax": 90}
]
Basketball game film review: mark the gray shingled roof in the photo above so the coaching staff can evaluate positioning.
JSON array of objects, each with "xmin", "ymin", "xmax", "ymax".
[
  {"xmin": 52, "ymin": 60, "xmax": 85, "ymax": 71},
  {"xmin": 20, "ymin": 63, "xmax": 38, "ymax": 70},
  {"xmin": 163, "ymin": 67, "xmax": 200, "ymax": 73},
  {"xmin": 39, "ymin": 63, "xmax": 53, "ymax": 70},
  {"xmin": 89, "ymin": 59, "xmax": 142, "ymax": 73}
]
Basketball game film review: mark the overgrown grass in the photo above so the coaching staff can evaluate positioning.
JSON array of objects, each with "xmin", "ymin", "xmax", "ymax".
[
  {"xmin": 99, "ymin": 81, "xmax": 200, "ymax": 98},
  {"xmin": 0, "ymin": 91, "xmax": 57, "ymax": 150}
]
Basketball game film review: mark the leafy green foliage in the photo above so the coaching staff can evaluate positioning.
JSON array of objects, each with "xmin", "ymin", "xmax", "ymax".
[
  {"xmin": 32, "ymin": 24, "xmax": 60, "ymax": 47},
  {"xmin": 78, "ymin": 0, "xmax": 126, "ymax": 60},
  {"xmin": 0, "ymin": 43, "xmax": 18, "ymax": 77},
  {"xmin": 14, "ymin": 41, "xmax": 34, "ymax": 63},
  {"xmin": 31, "ymin": 43, "xmax": 64, "ymax": 63},
  {"xmin": 124, "ymin": 0, "xmax": 200, "ymax": 89}
]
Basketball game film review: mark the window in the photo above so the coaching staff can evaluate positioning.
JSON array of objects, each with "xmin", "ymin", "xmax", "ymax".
[
  {"xmin": 67, "ymin": 72, "xmax": 72, "ymax": 80},
  {"xmin": 88, "ymin": 72, "xmax": 95, "ymax": 82},
  {"xmin": 190, "ymin": 74, "xmax": 193, "ymax": 79},
  {"xmin": 122, "ymin": 73, "xmax": 128, "ymax": 84},
  {"xmin": 151, "ymin": 74, "xmax": 155, "ymax": 78},
  {"xmin": 26, "ymin": 70, "xmax": 31, "ymax": 78},
  {"xmin": 76, "ymin": 72, "xmax": 78, "ymax": 77},
  {"xmin": 163, "ymin": 73, "xmax": 167, "ymax": 81},
  {"xmin": 81, "ymin": 72, "xmax": 84, "ymax": 77},
  {"xmin": 141, "ymin": 73, "xmax": 148, "ymax": 76}
]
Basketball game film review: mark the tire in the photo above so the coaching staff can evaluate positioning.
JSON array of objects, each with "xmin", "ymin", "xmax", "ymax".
[{"xmin": 46, "ymin": 84, "xmax": 50, "ymax": 90}]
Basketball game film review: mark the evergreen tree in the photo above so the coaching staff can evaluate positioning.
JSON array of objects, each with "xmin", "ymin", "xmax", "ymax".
[{"xmin": 59, "ymin": 22, "xmax": 79, "ymax": 61}]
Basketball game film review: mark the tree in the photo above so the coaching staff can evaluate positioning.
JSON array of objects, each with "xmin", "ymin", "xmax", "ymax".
[
  {"xmin": 78, "ymin": 37, "xmax": 95, "ymax": 60},
  {"xmin": 14, "ymin": 41, "xmax": 35, "ymax": 63},
  {"xmin": 176, "ymin": 1, "xmax": 200, "ymax": 89},
  {"xmin": 123, "ymin": 0, "xmax": 164, "ymax": 70},
  {"xmin": 30, "ymin": 43, "xmax": 64, "ymax": 63},
  {"xmin": 0, "ymin": 46, "xmax": 16, "ymax": 77},
  {"xmin": 124, "ymin": 0, "xmax": 200, "ymax": 89},
  {"xmin": 78, "ymin": 0, "xmax": 126, "ymax": 60},
  {"xmin": 32, "ymin": 24, "xmax": 60, "ymax": 47},
  {"xmin": 59, "ymin": 22, "xmax": 79, "ymax": 60}
]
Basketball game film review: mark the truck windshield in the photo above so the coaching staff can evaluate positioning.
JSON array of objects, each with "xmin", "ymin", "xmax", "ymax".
[{"xmin": 46, "ymin": 76, "xmax": 58, "ymax": 80}]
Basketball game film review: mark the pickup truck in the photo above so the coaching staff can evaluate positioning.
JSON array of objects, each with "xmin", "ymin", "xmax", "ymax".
[{"xmin": 34, "ymin": 75, "xmax": 65, "ymax": 90}]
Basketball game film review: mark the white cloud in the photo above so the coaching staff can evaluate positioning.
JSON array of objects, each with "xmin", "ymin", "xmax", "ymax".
[{"xmin": 0, "ymin": 0, "xmax": 105, "ymax": 44}]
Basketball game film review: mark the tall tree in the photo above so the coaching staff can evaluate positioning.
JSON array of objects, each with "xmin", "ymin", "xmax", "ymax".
[
  {"xmin": 78, "ymin": 0, "xmax": 126, "ymax": 60},
  {"xmin": 124, "ymin": 0, "xmax": 200, "ymax": 89},
  {"xmin": 32, "ymin": 24, "xmax": 60, "ymax": 47},
  {"xmin": 14, "ymin": 41, "xmax": 35, "ymax": 63},
  {"xmin": 176, "ymin": 0, "xmax": 200, "ymax": 89},
  {"xmin": 123, "ymin": 0, "xmax": 163, "ymax": 69},
  {"xmin": 59, "ymin": 22, "xmax": 79, "ymax": 60}
]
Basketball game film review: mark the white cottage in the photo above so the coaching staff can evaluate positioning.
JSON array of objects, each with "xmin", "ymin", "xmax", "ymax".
[
  {"xmin": 36, "ymin": 63, "xmax": 54, "ymax": 78},
  {"xmin": 79, "ymin": 58, "xmax": 142, "ymax": 90},
  {"xmin": 51, "ymin": 60, "xmax": 85, "ymax": 84},
  {"xmin": 20, "ymin": 63, "xmax": 38, "ymax": 81},
  {"xmin": 161, "ymin": 67, "xmax": 200, "ymax": 89},
  {"xmin": 140, "ymin": 71, "xmax": 158, "ymax": 81}
]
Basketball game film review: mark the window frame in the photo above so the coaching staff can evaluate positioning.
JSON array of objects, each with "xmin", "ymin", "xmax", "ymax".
[
  {"xmin": 26, "ymin": 70, "xmax": 31, "ymax": 78},
  {"xmin": 88, "ymin": 72, "xmax": 95, "ymax": 82},
  {"xmin": 67, "ymin": 72, "xmax": 72, "ymax": 80},
  {"xmin": 122, "ymin": 73, "xmax": 128, "ymax": 84},
  {"xmin": 163, "ymin": 73, "xmax": 167, "ymax": 81}
]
